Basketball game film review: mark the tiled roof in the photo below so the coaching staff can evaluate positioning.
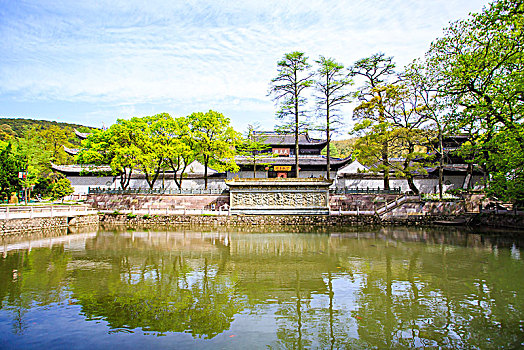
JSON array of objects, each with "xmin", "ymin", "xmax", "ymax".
[
  {"xmin": 52, "ymin": 160, "xmax": 219, "ymax": 176},
  {"xmin": 51, "ymin": 163, "xmax": 112, "ymax": 174},
  {"xmin": 253, "ymin": 131, "xmax": 327, "ymax": 147},
  {"xmin": 235, "ymin": 155, "xmax": 352, "ymax": 167}
]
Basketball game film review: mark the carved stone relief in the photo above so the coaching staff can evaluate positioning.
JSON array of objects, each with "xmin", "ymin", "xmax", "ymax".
[{"xmin": 232, "ymin": 192, "xmax": 327, "ymax": 208}]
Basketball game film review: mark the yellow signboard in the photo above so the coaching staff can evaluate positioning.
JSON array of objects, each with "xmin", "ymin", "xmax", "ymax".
[{"xmin": 274, "ymin": 166, "xmax": 292, "ymax": 171}]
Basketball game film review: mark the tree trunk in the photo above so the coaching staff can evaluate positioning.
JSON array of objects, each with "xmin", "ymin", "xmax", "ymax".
[
  {"xmin": 145, "ymin": 160, "xmax": 162, "ymax": 189},
  {"xmin": 466, "ymin": 163, "xmax": 473, "ymax": 190},
  {"xmin": 120, "ymin": 168, "xmax": 132, "ymax": 190},
  {"xmin": 379, "ymin": 99, "xmax": 389, "ymax": 190},
  {"xmin": 204, "ymin": 157, "xmax": 209, "ymax": 189},
  {"xmin": 383, "ymin": 145, "xmax": 390, "ymax": 190},
  {"xmin": 405, "ymin": 145, "xmax": 419, "ymax": 195},
  {"xmin": 294, "ymin": 70, "xmax": 300, "ymax": 178},
  {"xmin": 326, "ymin": 103, "xmax": 331, "ymax": 180},
  {"xmin": 438, "ymin": 128, "xmax": 444, "ymax": 200},
  {"xmin": 406, "ymin": 174, "xmax": 419, "ymax": 195}
]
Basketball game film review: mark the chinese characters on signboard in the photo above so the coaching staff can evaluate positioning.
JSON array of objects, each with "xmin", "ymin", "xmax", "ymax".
[{"xmin": 272, "ymin": 148, "xmax": 290, "ymax": 156}]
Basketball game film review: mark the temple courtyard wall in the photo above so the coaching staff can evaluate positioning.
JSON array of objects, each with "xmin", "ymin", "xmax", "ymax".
[
  {"xmin": 85, "ymin": 193, "xmax": 477, "ymax": 215},
  {"xmin": 85, "ymin": 193, "xmax": 230, "ymax": 211}
]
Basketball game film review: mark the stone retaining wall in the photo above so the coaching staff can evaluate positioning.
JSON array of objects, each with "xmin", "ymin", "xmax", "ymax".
[
  {"xmin": 86, "ymin": 194, "xmax": 229, "ymax": 211},
  {"xmin": 0, "ymin": 214, "xmax": 99, "ymax": 236},
  {"xmin": 383, "ymin": 200, "xmax": 466, "ymax": 218},
  {"xmin": 329, "ymin": 194, "xmax": 403, "ymax": 211},
  {"xmin": 468, "ymin": 212, "xmax": 524, "ymax": 230},
  {"xmin": 100, "ymin": 212, "xmax": 465, "ymax": 227}
]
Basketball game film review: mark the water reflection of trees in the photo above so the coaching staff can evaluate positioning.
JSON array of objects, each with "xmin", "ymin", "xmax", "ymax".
[
  {"xmin": 336, "ymin": 241, "xmax": 524, "ymax": 349},
  {"xmin": 0, "ymin": 227, "xmax": 522, "ymax": 347},
  {"xmin": 0, "ymin": 246, "xmax": 71, "ymax": 333},
  {"xmin": 72, "ymin": 232, "xmax": 241, "ymax": 338}
]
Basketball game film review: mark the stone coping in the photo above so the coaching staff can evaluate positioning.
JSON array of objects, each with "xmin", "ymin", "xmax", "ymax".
[{"xmin": 226, "ymin": 177, "xmax": 333, "ymax": 187}]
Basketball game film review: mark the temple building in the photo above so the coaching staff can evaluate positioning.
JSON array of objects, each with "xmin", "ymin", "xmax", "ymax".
[
  {"xmin": 229, "ymin": 131, "xmax": 352, "ymax": 179},
  {"xmin": 53, "ymin": 129, "xmax": 484, "ymax": 195}
]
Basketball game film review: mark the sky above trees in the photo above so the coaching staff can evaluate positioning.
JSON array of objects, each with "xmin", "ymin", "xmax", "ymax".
[{"xmin": 0, "ymin": 0, "xmax": 487, "ymax": 133}]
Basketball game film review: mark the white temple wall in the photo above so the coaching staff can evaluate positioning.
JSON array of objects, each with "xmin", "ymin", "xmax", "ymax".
[
  {"xmin": 66, "ymin": 176, "xmax": 228, "ymax": 194},
  {"xmin": 338, "ymin": 174, "xmax": 486, "ymax": 193},
  {"xmin": 124, "ymin": 178, "xmax": 228, "ymax": 191},
  {"xmin": 444, "ymin": 175, "xmax": 486, "ymax": 190},
  {"xmin": 338, "ymin": 178, "xmax": 441, "ymax": 193},
  {"xmin": 67, "ymin": 176, "xmax": 114, "ymax": 195},
  {"xmin": 227, "ymin": 171, "xmax": 269, "ymax": 179}
]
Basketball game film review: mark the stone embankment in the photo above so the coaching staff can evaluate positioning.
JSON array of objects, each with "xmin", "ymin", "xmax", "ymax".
[
  {"xmin": 0, "ymin": 214, "xmax": 99, "ymax": 237},
  {"xmin": 100, "ymin": 212, "xmax": 470, "ymax": 227}
]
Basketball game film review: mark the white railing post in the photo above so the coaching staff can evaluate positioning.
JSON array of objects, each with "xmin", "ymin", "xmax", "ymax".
[
  {"xmin": 6, "ymin": 207, "xmax": 9, "ymax": 220},
  {"xmin": 30, "ymin": 206, "xmax": 33, "ymax": 219},
  {"xmin": 50, "ymin": 206, "xmax": 54, "ymax": 217}
]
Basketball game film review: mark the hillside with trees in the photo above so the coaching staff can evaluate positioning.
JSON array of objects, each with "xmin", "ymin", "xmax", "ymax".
[{"xmin": 0, "ymin": 118, "xmax": 97, "ymax": 202}]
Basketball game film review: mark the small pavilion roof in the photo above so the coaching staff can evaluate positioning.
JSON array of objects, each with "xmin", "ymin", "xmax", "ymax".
[
  {"xmin": 74, "ymin": 129, "xmax": 91, "ymax": 140},
  {"xmin": 63, "ymin": 146, "xmax": 80, "ymax": 155}
]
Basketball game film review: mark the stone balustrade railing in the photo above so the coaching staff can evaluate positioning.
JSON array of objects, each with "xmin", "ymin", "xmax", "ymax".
[{"xmin": 0, "ymin": 205, "xmax": 96, "ymax": 220}]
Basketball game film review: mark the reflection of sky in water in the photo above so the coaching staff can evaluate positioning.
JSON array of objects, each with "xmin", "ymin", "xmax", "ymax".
[{"xmin": 512, "ymin": 244, "xmax": 521, "ymax": 260}]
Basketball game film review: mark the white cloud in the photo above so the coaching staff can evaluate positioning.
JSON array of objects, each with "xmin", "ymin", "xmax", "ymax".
[{"xmin": 0, "ymin": 0, "xmax": 488, "ymax": 132}]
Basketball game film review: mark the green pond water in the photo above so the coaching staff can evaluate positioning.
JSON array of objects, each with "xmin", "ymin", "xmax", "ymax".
[{"xmin": 0, "ymin": 225, "xmax": 523, "ymax": 349}]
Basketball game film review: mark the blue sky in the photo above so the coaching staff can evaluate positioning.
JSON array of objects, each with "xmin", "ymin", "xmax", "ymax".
[{"xmin": 0, "ymin": 0, "xmax": 488, "ymax": 136}]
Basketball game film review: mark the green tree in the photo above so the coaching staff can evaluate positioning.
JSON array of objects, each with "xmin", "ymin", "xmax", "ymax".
[
  {"xmin": 237, "ymin": 124, "xmax": 274, "ymax": 178},
  {"xmin": 128, "ymin": 115, "xmax": 165, "ymax": 189},
  {"xmin": 0, "ymin": 124, "xmax": 17, "ymax": 141},
  {"xmin": 269, "ymin": 51, "xmax": 314, "ymax": 178},
  {"xmin": 153, "ymin": 114, "xmax": 196, "ymax": 189},
  {"xmin": 188, "ymin": 110, "xmax": 240, "ymax": 189},
  {"xmin": 50, "ymin": 178, "xmax": 74, "ymax": 201},
  {"xmin": 314, "ymin": 56, "xmax": 352, "ymax": 179},
  {"xmin": 404, "ymin": 60, "xmax": 454, "ymax": 199},
  {"xmin": 321, "ymin": 143, "xmax": 341, "ymax": 158},
  {"xmin": 0, "ymin": 142, "xmax": 23, "ymax": 202},
  {"xmin": 351, "ymin": 119, "xmax": 401, "ymax": 188},
  {"xmin": 381, "ymin": 84, "xmax": 433, "ymax": 195},
  {"xmin": 29, "ymin": 125, "xmax": 74, "ymax": 165},
  {"xmin": 349, "ymin": 53, "xmax": 397, "ymax": 189},
  {"xmin": 426, "ymin": 0, "xmax": 524, "ymax": 204},
  {"xmin": 76, "ymin": 123, "xmax": 139, "ymax": 190}
]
